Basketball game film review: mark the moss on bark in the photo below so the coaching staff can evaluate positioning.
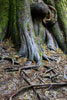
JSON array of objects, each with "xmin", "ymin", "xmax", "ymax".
[
  {"xmin": 8, "ymin": 0, "xmax": 20, "ymax": 46},
  {"xmin": 49, "ymin": 22, "xmax": 67, "ymax": 53},
  {"xmin": 55, "ymin": 0, "xmax": 67, "ymax": 43},
  {"xmin": 43, "ymin": 0, "xmax": 67, "ymax": 53},
  {"xmin": 0, "ymin": 0, "xmax": 9, "ymax": 41},
  {"xmin": 17, "ymin": 0, "xmax": 41, "ymax": 63}
]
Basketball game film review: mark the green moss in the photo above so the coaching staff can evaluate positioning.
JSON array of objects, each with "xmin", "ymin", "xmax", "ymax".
[
  {"xmin": 0, "ymin": 0, "xmax": 9, "ymax": 41},
  {"xmin": 8, "ymin": 0, "xmax": 21, "ymax": 45},
  {"xmin": 16, "ymin": 0, "xmax": 22, "ymax": 10},
  {"xmin": 50, "ymin": 22, "xmax": 67, "ymax": 52},
  {"xmin": 55, "ymin": 0, "xmax": 67, "ymax": 42}
]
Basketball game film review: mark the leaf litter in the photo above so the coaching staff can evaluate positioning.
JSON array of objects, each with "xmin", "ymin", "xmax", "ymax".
[{"xmin": 0, "ymin": 40, "xmax": 67, "ymax": 100}]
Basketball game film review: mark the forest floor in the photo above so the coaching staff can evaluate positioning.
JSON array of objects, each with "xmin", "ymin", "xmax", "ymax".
[{"xmin": 0, "ymin": 39, "xmax": 67, "ymax": 100}]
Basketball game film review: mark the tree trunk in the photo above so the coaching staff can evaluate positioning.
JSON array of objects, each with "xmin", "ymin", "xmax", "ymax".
[
  {"xmin": 0, "ymin": 0, "xmax": 9, "ymax": 42},
  {"xmin": 55, "ymin": 0, "xmax": 67, "ymax": 44},
  {"xmin": 7, "ymin": 0, "xmax": 20, "ymax": 46},
  {"xmin": 16, "ymin": 0, "xmax": 41, "ymax": 64},
  {"xmin": 43, "ymin": 0, "xmax": 67, "ymax": 53},
  {"xmin": 0, "ymin": 0, "xmax": 67, "ymax": 63},
  {"xmin": 48, "ymin": 22, "xmax": 67, "ymax": 53}
]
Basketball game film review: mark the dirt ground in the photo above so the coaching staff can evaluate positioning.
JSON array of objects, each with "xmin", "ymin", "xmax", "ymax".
[{"xmin": 0, "ymin": 40, "xmax": 67, "ymax": 100}]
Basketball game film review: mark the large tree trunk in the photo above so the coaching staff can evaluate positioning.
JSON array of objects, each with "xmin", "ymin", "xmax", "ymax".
[
  {"xmin": 0, "ymin": 0, "xmax": 67, "ymax": 63},
  {"xmin": 16, "ymin": 0, "xmax": 41, "ymax": 64}
]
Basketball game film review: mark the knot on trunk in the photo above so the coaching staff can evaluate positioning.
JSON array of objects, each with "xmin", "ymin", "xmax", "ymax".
[{"xmin": 42, "ymin": 5, "xmax": 57, "ymax": 28}]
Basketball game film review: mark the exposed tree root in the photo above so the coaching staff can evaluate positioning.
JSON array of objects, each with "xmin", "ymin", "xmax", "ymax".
[
  {"xmin": 4, "ymin": 65, "xmax": 40, "ymax": 72},
  {"xmin": 42, "ymin": 54, "xmax": 57, "ymax": 61},
  {"xmin": 21, "ymin": 72, "xmax": 41, "ymax": 100},
  {"xmin": 0, "ymin": 55, "xmax": 19, "ymax": 65},
  {"xmin": 9, "ymin": 82, "xmax": 67, "ymax": 100},
  {"xmin": 45, "ymin": 29, "xmax": 55, "ymax": 51}
]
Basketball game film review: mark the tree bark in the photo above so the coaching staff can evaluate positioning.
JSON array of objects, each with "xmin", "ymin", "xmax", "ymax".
[
  {"xmin": 16, "ymin": 0, "xmax": 41, "ymax": 63},
  {"xmin": 45, "ymin": 29, "xmax": 55, "ymax": 50},
  {"xmin": 7, "ymin": 0, "xmax": 20, "ymax": 46},
  {"xmin": 43, "ymin": 0, "xmax": 67, "ymax": 53},
  {"xmin": 0, "ymin": 0, "xmax": 9, "ymax": 42},
  {"xmin": 31, "ymin": 2, "xmax": 49, "ymax": 19},
  {"xmin": 55, "ymin": 0, "xmax": 67, "ymax": 44},
  {"xmin": 0, "ymin": 0, "xmax": 67, "ymax": 63}
]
